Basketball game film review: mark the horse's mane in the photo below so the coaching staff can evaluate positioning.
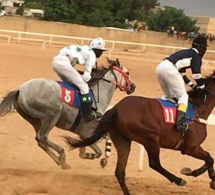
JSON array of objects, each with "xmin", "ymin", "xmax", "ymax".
[
  {"xmin": 76, "ymin": 58, "xmax": 121, "ymax": 87},
  {"xmin": 203, "ymin": 71, "xmax": 215, "ymax": 87},
  {"xmin": 77, "ymin": 65, "xmax": 111, "ymax": 87}
]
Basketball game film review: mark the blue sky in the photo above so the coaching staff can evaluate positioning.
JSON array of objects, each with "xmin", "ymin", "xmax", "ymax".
[{"xmin": 158, "ymin": 0, "xmax": 215, "ymax": 17}]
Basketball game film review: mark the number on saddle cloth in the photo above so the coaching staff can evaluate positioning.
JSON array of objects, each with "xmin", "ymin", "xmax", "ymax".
[
  {"xmin": 157, "ymin": 98, "xmax": 195, "ymax": 124},
  {"xmin": 58, "ymin": 81, "xmax": 95, "ymax": 109}
]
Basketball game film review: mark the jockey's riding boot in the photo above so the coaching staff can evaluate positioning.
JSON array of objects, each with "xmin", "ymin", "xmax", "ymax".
[
  {"xmin": 81, "ymin": 93, "xmax": 101, "ymax": 122},
  {"xmin": 176, "ymin": 110, "xmax": 188, "ymax": 131},
  {"xmin": 81, "ymin": 102, "xmax": 96, "ymax": 122}
]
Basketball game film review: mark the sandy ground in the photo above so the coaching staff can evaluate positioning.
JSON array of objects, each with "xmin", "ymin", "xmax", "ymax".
[{"xmin": 0, "ymin": 42, "xmax": 215, "ymax": 195}]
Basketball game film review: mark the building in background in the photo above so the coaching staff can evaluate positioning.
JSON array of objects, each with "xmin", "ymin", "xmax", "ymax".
[
  {"xmin": 23, "ymin": 8, "xmax": 44, "ymax": 18},
  {"xmin": 0, "ymin": 0, "xmax": 24, "ymax": 14}
]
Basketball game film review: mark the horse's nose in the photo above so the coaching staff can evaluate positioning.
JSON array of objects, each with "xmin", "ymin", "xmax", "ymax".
[{"xmin": 127, "ymin": 83, "xmax": 136, "ymax": 94}]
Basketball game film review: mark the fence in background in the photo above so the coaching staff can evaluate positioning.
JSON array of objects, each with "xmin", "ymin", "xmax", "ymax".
[{"xmin": 0, "ymin": 29, "xmax": 215, "ymax": 57}]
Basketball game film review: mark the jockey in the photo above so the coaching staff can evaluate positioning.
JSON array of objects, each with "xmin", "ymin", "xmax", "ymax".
[
  {"xmin": 156, "ymin": 35, "xmax": 207, "ymax": 131},
  {"xmin": 52, "ymin": 37, "xmax": 106, "ymax": 122}
]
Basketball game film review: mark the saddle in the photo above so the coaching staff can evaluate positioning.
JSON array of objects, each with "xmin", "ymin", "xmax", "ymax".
[
  {"xmin": 58, "ymin": 81, "xmax": 96, "ymax": 109},
  {"xmin": 157, "ymin": 98, "xmax": 195, "ymax": 125},
  {"xmin": 58, "ymin": 81, "xmax": 99, "ymax": 130}
]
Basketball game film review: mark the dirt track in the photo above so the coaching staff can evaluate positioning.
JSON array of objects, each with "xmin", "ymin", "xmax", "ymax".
[{"xmin": 0, "ymin": 42, "xmax": 215, "ymax": 195}]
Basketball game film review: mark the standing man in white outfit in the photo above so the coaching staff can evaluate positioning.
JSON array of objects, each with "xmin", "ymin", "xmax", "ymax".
[
  {"xmin": 156, "ymin": 35, "xmax": 208, "ymax": 131},
  {"xmin": 52, "ymin": 37, "xmax": 106, "ymax": 122}
]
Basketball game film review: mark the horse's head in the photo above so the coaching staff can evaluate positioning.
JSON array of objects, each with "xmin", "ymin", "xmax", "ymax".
[
  {"xmin": 106, "ymin": 58, "xmax": 136, "ymax": 94},
  {"xmin": 188, "ymin": 70, "xmax": 215, "ymax": 106},
  {"xmin": 89, "ymin": 58, "xmax": 135, "ymax": 94}
]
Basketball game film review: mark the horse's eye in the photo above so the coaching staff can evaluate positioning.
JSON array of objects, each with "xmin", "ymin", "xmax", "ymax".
[{"xmin": 126, "ymin": 71, "xmax": 130, "ymax": 75}]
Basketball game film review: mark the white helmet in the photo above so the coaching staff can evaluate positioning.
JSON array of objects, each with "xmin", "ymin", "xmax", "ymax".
[{"xmin": 90, "ymin": 37, "xmax": 106, "ymax": 51}]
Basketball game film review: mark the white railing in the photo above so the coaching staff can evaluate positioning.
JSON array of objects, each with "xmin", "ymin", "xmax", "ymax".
[
  {"xmin": 0, "ymin": 29, "xmax": 215, "ymax": 55},
  {"xmin": 0, "ymin": 34, "xmax": 12, "ymax": 44}
]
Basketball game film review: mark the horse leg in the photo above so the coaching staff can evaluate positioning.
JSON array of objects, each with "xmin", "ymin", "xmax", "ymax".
[
  {"xmin": 208, "ymin": 166, "xmax": 215, "ymax": 189},
  {"xmin": 15, "ymin": 105, "xmax": 69, "ymax": 169},
  {"xmin": 36, "ymin": 117, "xmax": 71, "ymax": 170},
  {"xmin": 144, "ymin": 142, "xmax": 186, "ymax": 186},
  {"xmin": 100, "ymin": 134, "xmax": 112, "ymax": 168},
  {"xmin": 45, "ymin": 139, "xmax": 71, "ymax": 169},
  {"xmin": 110, "ymin": 131, "xmax": 132, "ymax": 195},
  {"xmin": 78, "ymin": 134, "xmax": 111, "ymax": 169},
  {"xmin": 79, "ymin": 144, "xmax": 102, "ymax": 159},
  {"xmin": 180, "ymin": 146, "xmax": 215, "ymax": 189},
  {"xmin": 78, "ymin": 123, "xmax": 103, "ymax": 160},
  {"xmin": 37, "ymin": 142, "xmax": 62, "ymax": 165}
]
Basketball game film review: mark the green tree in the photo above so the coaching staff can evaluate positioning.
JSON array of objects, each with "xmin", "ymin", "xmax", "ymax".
[
  {"xmin": 16, "ymin": 0, "xmax": 159, "ymax": 28},
  {"xmin": 146, "ymin": 6, "xmax": 199, "ymax": 33},
  {"xmin": 43, "ymin": 0, "xmax": 72, "ymax": 22},
  {"xmin": 42, "ymin": 0, "xmax": 158, "ymax": 28}
]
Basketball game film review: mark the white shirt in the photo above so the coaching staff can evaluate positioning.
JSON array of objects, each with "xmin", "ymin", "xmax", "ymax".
[{"xmin": 59, "ymin": 45, "xmax": 96, "ymax": 74}]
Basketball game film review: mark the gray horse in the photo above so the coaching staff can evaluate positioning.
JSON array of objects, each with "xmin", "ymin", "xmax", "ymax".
[{"xmin": 0, "ymin": 59, "xmax": 135, "ymax": 169}]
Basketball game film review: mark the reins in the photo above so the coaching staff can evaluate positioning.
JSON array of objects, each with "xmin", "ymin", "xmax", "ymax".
[
  {"xmin": 93, "ymin": 64, "xmax": 131, "ymax": 105},
  {"xmin": 101, "ymin": 66, "xmax": 131, "ymax": 91},
  {"xmin": 188, "ymin": 81, "xmax": 215, "ymax": 125},
  {"xmin": 185, "ymin": 116, "xmax": 208, "ymax": 125}
]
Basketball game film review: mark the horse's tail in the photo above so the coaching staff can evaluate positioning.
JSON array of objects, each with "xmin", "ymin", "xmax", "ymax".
[
  {"xmin": 65, "ymin": 107, "xmax": 117, "ymax": 149},
  {"xmin": 0, "ymin": 90, "xmax": 19, "ymax": 116}
]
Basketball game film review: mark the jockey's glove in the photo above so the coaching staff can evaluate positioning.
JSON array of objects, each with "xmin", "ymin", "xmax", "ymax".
[
  {"xmin": 82, "ymin": 72, "xmax": 91, "ymax": 82},
  {"xmin": 192, "ymin": 85, "xmax": 198, "ymax": 91},
  {"xmin": 195, "ymin": 86, "xmax": 206, "ymax": 95}
]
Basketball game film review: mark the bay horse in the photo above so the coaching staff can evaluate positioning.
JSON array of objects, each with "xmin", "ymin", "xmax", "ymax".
[
  {"xmin": 65, "ymin": 71, "xmax": 215, "ymax": 194},
  {"xmin": 0, "ymin": 58, "xmax": 135, "ymax": 170}
]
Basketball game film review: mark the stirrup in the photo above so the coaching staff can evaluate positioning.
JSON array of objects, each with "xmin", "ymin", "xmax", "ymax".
[
  {"xmin": 176, "ymin": 123, "xmax": 188, "ymax": 131},
  {"xmin": 94, "ymin": 111, "xmax": 102, "ymax": 119}
]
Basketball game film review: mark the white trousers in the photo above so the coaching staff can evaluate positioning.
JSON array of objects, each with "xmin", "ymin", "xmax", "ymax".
[
  {"xmin": 52, "ymin": 54, "xmax": 89, "ymax": 94},
  {"xmin": 156, "ymin": 59, "xmax": 188, "ymax": 107}
]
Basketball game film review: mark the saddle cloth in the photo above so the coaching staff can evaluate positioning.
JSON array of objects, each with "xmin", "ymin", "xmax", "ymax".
[
  {"xmin": 157, "ymin": 98, "xmax": 195, "ymax": 124},
  {"xmin": 58, "ymin": 81, "xmax": 94, "ymax": 108}
]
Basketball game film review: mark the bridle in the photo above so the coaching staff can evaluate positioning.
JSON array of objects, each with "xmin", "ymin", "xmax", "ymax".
[
  {"xmin": 195, "ymin": 81, "xmax": 215, "ymax": 107},
  {"xmin": 187, "ymin": 82, "xmax": 215, "ymax": 124},
  {"xmin": 92, "ymin": 60, "xmax": 135, "ymax": 106},
  {"xmin": 101, "ymin": 65, "xmax": 132, "ymax": 91}
]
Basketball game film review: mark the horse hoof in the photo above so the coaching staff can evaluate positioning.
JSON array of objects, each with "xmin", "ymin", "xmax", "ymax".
[
  {"xmin": 210, "ymin": 181, "xmax": 215, "ymax": 190},
  {"xmin": 61, "ymin": 163, "xmax": 71, "ymax": 170},
  {"xmin": 175, "ymin": 178, "xmax": 187, "ymax": 186},
  {"xmin": 177, "ymin": 179, "xmax": 187, "ymax": 186},
  {"xmin": 100, "ymin": 158, "xmax": 108, "ymax": 168},
  {"xmin": 180, "ymin": 167, "xmax": 192, "ymax": 175}
]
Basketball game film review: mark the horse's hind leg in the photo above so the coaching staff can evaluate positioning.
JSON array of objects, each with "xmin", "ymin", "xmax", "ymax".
[
  {"xmin": 180, "ymin": 146, "xmax": 215, "ymax": 189},
  {"xmin": 110, "ymin": 130, "xmax": 132, "ymax": 195},
  {"xmin": 78, "ymin": 123, "xmax": 103, "ymax": 160},
  {"xmin": 15, "ymin": 106, "xmax": 69, "ymax": 169},
  {"xmin": 36, "ymin": 116, "xmax": 71, "ymax": 170},
  {"xmin": 144, "ymin": 141, "xmax": 187, "ymax": 186}
]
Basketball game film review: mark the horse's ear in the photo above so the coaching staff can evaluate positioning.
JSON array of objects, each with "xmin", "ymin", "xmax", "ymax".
[
  {"xmin": 106, "ymin": 57, "xmax": 116, "ymax": 66},
  {"xmin": 116, "ymin": 58, "xmax": 121, "ymax": 67}
]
